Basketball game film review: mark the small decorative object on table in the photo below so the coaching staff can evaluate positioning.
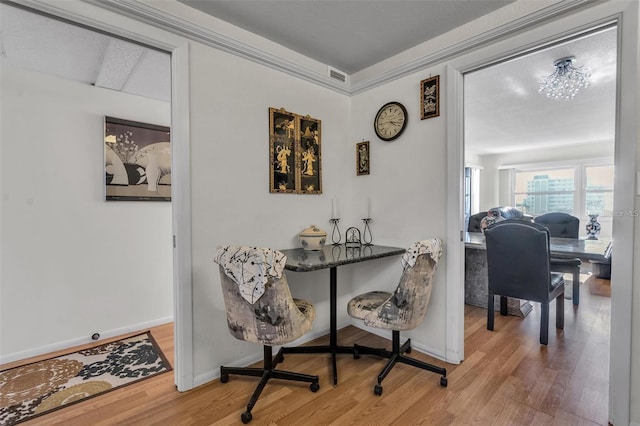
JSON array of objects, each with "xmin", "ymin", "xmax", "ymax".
[
  {"xmin": 480, "ymin": 209, "xmax": 504, "ymax": 233},
  {"xmin": 585, "ymin": 214, "xmax": 601, "ymax": 239},
  {"xmin": 362, "ymin": 218, "xmax": 373, "ymax": 245},
  {"xmin": 345, "ymin": 227, "xmax": 362, "ymax": 248},
  {"xmin": 299, "ymin": 225, "xmax": 327, "ymax": 251},
  {"xmin": 330, "ymin": 198, "xmax": 341, "ymax": 244},
  {"xmin": 330, "ymin": 219, "xmax": 341, "ymax": 245}
]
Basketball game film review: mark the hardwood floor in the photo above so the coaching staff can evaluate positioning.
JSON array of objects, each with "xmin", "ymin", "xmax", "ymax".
[{"xmin": 11, "ymin": 275, "xmax": 610, "ymax": 425}]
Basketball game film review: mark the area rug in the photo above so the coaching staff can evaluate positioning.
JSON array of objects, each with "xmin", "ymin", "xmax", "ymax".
[{"xmin": 0, "ymin": 331, "xmax": 172, "ymax": 425}]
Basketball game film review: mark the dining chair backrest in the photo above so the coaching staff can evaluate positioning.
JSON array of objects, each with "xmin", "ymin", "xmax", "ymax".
[
  {"xmin": 214, "ymin": 245, "xmax": 315, "ymax": 346},
  {"xmin": 218, "ymin": 266, "xmax": 315, "ymax": 346},
  {"xmin": 534, "ymin": 212, "xmax": 579, "ymax": 239},
  {"xmin": 363, "ymin": 240, "xmax": 442, "ymax": 331},
  {"xmin": 485, "ymin": 220, "xmax": 553, "ymax": 303}
]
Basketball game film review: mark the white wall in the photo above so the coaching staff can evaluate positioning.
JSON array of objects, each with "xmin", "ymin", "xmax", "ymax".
[
  {"xmin": 187, "ymin": 42, "xmax": 354, "ymax": 382},
  {"xmin": 349, "ymin": 69, "xmax": 449, "ymax": 356},
  {"xmin": 0, "ymin": 65, "xmax": 173, "ymax": 361}
]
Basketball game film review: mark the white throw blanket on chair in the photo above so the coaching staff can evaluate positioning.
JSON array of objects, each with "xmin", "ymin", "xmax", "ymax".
[
  {"xmin": 401, "ymin": 238, "xmax": 443, "ymax": 269},
  {"xmin": 214, "ymin": 245, "xmax": 287, "ymax": 304}
]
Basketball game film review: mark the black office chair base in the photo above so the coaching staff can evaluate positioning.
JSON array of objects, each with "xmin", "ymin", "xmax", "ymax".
[
  {"xmin": 220, "ymin": 346, "xmax": 320, "ymax": 424},
  {"xmin": 353, "ymin": 330, "xmax": 447, "ymax": 396}
]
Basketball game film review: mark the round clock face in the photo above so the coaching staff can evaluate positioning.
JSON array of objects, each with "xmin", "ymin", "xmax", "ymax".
[{"xmin": 374, "ymin": 102, "xmax": 407, "ymax": 141}]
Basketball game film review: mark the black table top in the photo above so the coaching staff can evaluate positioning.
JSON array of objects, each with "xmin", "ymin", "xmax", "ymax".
[
  {"xmin": 464, "ymin": 231, "xmax": 610, "ymax": 261},
  {"xmin": 280, "ymin": 244, "xmax": 406, "ymax": 272}
]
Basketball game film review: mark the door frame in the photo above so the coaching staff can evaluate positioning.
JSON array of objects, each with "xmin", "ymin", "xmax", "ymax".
[
  {"xmin": 446, "ymin": 3, "xmax": 637, "ymax": 425},
  {"xmin": 17, "ymin": 0, "xmax": 195, "ymax": 391}
]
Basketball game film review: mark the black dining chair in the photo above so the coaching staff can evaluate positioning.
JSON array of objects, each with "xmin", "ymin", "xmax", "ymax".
[
  {"xmin": 534, "ymin": 213, "xmax": 582, "ymax": 305},
  {"xmin": 485, "ymin": 220, "xmax": 565, "ymax": 345}
]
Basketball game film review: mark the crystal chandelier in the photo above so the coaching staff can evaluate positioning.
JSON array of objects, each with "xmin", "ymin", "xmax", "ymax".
[{"xmin": 538, "ymin": 57, "xmax": 590, "ymax": 101}]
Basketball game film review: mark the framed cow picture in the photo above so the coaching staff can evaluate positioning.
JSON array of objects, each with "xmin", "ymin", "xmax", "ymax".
[{"xmin": 104, "ymin": 116, "xmax": 171, "ymax": 201}]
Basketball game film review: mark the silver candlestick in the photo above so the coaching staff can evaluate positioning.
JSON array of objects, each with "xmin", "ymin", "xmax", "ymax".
[
  {"xmin": 362, "ymin": 218, "xmax": 373, "ymax": 245},
  {"xmin": 330, "ymin": 218, "xmax": 341, "ymax": 245}
]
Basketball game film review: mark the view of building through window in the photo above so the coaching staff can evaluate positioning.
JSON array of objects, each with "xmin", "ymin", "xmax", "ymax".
[
  {"xmin": 585, "ymin": 165, "xmax": 615, "ymax": 216},
  {"xmin": 513, "ymin": 164, "xmax": 614, "ymax": 237},
  {"xmin": 514, "ymin": 168, "xmax": 575, "ymax": 215}
]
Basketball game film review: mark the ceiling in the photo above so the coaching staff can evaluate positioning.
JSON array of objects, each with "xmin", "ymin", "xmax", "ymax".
[
  {"xmin": 0, "ymin": 2, "xmax": 617, "ymax": 155},
  {"xmin": 0, "ymin": 3, "xmax": 171, "ymax": 102},
  {"xmin": 177, "ymin": 0, "xmax": 515, "ymax": 74},
  {"xmin": 465, "ymin": 25, "xmax": 617, "ymax": 155}
]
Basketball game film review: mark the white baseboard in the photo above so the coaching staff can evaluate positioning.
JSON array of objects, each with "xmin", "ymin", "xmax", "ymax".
[{"xmin": 0, "ymin": 316, "xmax": 174, "ymax": 365}]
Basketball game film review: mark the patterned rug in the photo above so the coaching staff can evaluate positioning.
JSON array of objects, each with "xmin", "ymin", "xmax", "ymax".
[{"xmin": 0, "ymin": 331, "xmax": 172, "ymax": 425}]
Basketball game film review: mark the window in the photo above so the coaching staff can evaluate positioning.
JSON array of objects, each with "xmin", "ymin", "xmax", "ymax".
[
  {"xmin": 514, "ymin": 168, "xmax": 575, "ymax": 215},
  {"xmin": 585, "ymin": 165, "xmax": 614, "ymax": 216},
  {"xmin": 464, "ymin": 166, "xmax": 480, "ymax": 223},
  {"xmin": 511, "ymin": 163, "xmax": 613, "ymax": 238}
]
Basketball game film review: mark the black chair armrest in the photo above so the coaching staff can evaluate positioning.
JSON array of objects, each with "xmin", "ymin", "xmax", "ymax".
[{"xmin": 550, "ymin": 258, "xmax": 581, "ymax": 267}]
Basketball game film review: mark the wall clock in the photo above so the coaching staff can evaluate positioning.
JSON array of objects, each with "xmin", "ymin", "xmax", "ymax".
[{"xmin": 374, "ymin": 101, "xmax": 407, "ymax": 141}]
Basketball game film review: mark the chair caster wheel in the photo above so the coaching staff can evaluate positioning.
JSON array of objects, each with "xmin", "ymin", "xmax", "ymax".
[
  {"xmin": 310, "ymin": 382, "xmax": 320, "ymax": 392},
  {"xmin": 241, "ymin": 411, "xmax": 252, "ymax": 424},
  {"xmin": 374, "ymin": 384, "xmax": 383, "ymax": 396},
  {"xmin": 220, "ymin": 372, "xmax": 229, "ymax": 383},
  {"xmin": 440, "ymin": 376, "xmax": 448, "ymax": 387}
]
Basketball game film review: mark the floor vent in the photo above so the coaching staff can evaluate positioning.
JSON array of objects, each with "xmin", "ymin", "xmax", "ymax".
[{"xmin": 328, "ymin": 66, "xmax": 348, "ymax": 84}]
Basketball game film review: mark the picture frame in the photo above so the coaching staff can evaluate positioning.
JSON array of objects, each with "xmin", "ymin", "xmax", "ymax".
[
  {"xmin": 269, "ymin": 107, "xmax": 297, "ymax": 193},
  {"xmin": 420, "ymin": 75, "xmax": 440, "ymax": 120},
  {"xmin": 297, "ymin": 114, "xmax": 322, "ymax": 194},
  {"xmin": 104, "ymin": 116, "xmax": 171, "ymax": 201},
  {"xmin": 356, "ymin": 141, "xmax": 370, "ymax": 175},
  {"xmin": 269, "ymin": 108, "xmax": 322, "ymax": 194}
]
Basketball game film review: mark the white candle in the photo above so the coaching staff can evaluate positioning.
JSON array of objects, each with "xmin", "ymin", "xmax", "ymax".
[
  {"xmin": 366, "ymin": 198, "xmax": 371, "ymax": 218},
  {"xmin": 332, "ymin": 198, "xmax": 337, "ymax": 218}
]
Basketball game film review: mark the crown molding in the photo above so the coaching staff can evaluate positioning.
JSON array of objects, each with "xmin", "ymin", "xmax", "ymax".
[
  {"xmin": 81, "ymin": 0, "xmax": 351, "ymax": 95},
  {"xmin": 21, "ymin": 0, "xmax": 594, "ymax": 96},
  {"xmin": 350, "ymin": 0, "xmax": 595, "ymax": 94}
]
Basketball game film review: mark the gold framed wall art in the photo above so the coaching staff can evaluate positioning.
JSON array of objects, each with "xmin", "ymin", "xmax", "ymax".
[
  {"xmin": 269, "ymin": 107, "xmax": 297, "ymax": 193},
  {"xmin": 420, "ymin": 75, "xmax": 440, "ymax": 120},
  {"xmin": 356, "ymin": 141, "xmax": 370, "ymax": 175},
  {"xmin": 298, "ymin": 114, "xmax": 322, "ymax": 193},
  {"xmin": 269, "ymin": 107, "xmax": 322, "ymax": 194}
]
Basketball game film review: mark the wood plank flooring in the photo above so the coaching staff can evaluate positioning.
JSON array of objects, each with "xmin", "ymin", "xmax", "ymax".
[{"xmin": 9, "ymin": 275, "xmax": 610, "ymax": 425}]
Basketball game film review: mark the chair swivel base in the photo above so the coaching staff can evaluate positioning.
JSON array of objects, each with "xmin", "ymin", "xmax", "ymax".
[
  {"xmin": 220, "ymin": 346, "xmax": 320, "ymax": 424},
  {"xmin": 353, "ymin": 330, "xmax": 447, "ymax": 396}
]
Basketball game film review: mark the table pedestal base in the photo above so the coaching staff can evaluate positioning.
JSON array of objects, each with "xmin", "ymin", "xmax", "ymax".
[{"xmin": 281, "ymin": 266, "xmax": 353, "ymax": 386}]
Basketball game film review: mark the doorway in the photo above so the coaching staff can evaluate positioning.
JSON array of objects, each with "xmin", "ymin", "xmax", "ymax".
[
  {"xmin": 446, "ymin": 5, "xmax": 637, "ymax": 423},
  {"xmin": 462, "ymin": 24, "xmax": 616, "ymax": 424},
  {"xmin": 0, "ymin": 1, "xmax": 179, "ymax": 381}
]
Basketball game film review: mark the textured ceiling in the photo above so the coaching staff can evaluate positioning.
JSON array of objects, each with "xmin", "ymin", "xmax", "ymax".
[
  {"xmin": 0, "ymin": 4, "xmax": 171, "ymax": 102},
  {"xmin": 465, "ymin": 25, "xmax": 617, "ymax": 156}
]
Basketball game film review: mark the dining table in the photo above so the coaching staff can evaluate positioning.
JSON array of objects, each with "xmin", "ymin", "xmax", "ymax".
[
  {"xmin": 279, "ymin": 243, "xmax": 406, "ymax": 386},
  {"xmin": 464, "ymin": 231, "xmax": 611, "ymax": 316}
]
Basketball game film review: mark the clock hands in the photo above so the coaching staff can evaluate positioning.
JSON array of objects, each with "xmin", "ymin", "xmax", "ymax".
[{"xmin": 375, "ymin": 102, "xmax": 407, "ymax": 141}]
